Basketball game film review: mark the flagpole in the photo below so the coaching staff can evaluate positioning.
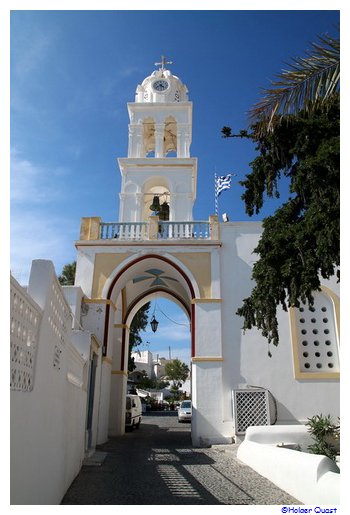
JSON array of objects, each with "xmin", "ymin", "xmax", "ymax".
[
  {"xmin": 215, "ymin": 172, "xmax": 236, "ymax": 218},
  {"xmin": 214, "ymin": 172, "xmax": 218, "ymax": 216}
]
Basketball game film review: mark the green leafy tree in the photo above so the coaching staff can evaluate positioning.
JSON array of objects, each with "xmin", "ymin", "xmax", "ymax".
[
  {"xmin": 128, "ymin": 302, "xmax": 151, "ymax": 372},
  {"xmin": 164, "ymin": 359, "xmax": 190, "ymax": 390},
  {"xmin": 58, "ymin": 261, "xmax": 76, "ymax": 285},
  {"xmin": 237, "ymin": 99, "xmax": 339, "ymax": 350},
  {"xmin": 222, "ymin": 34, "xmax": 340, "ymax": 351},
  {"xmin": 138, "ymin": 373, "xmax": 169, "ymax": 390}
]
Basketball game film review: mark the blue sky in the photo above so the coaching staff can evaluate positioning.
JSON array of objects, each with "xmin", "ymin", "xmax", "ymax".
[
  {"xmin": 9, "ymin": 6, "xmax": 341, "ymax": 364},
  {"xmin": 137, "ymin": 298, "xmax": 191, "ymax": 365}
]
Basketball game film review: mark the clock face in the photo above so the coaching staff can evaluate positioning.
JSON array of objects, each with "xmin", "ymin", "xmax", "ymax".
[{"xmin": 153, "ymin": 79, "xmax": 169, "ymax": 92}]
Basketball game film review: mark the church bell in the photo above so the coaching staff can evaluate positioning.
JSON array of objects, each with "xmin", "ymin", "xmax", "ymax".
[
  {"xmin": 149, "ymin": 196, "xmax": 160, "ymax": 212},
  {"xmin": 158, "ymin": 201, "xmax": 169, "ymax": 220}
]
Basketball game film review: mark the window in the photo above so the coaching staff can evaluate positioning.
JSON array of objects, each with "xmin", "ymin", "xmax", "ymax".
[{"xmin": 290, "ymin": 287, "xmax": 339, "ymax": 379}]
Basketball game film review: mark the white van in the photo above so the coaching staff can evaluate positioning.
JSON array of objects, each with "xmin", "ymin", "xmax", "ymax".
[{"xmin": 125, "ymin": 394, "xmax": 142, "ymax": 430}]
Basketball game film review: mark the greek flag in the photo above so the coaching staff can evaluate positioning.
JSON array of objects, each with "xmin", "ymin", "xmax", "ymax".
[{"xmin": 215, "ymin": 174, "xmax": 232, "ymax": 197}]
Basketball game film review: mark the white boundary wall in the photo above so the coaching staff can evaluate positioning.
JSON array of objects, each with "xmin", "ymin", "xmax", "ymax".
[
  {"xmin": 237, "ymin": 425, "xmax": 340, "ymax": 504},
  {"xmin": 10, "ymin": 261, "xmax": 91, "ymax": 505}
]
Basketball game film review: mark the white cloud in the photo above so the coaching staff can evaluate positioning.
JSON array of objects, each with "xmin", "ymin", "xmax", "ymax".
[
  {"xmin": 10, "ymin": 149, "xmax": 68, "ymax": 204},
  {"xmin": 10, "ymin": 211, "xmax": 77, "ymax": 285},
  {"xmin": 158, "ymin": 324, "xmax": 190, "ymax": 343},
  {"xmin": 12, "ymin": 28, "xmax": 55, "ymax": 78},
  {"xmin": 10, "ymin": 150, "xmax": 77, "ymax": 284}
]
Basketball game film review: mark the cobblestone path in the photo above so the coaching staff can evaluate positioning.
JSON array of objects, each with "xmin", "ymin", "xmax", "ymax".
[{"xmin": 61, "ymin": 413, "xmax": 299, "ymax": 505}]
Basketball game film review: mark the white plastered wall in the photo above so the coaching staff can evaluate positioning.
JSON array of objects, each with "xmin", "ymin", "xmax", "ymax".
[
  {"xmin": 219, "ymin": 222, "xmax": 340, "ymax": 430},
  {"xmin": 11, "ymin": 261, "xmax": 88, "ymax": 504}
]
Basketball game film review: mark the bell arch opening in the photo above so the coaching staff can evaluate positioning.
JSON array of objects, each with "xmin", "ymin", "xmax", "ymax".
[{"xmin": 142, "ymin": 178, "xmax": 170, "ymax": 222}]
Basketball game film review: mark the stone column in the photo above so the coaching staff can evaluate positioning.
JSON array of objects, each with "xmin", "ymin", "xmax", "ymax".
[
  {"xmin": 108, "ymin": 323, "xmax": 129, "ymax": 436},
  {"xmin": 128, "ymin": 124, "xmax": 143, "ymax": 157},
  {"xmin": 154, "ymin": 123, "xmax": 165, "ymax": 158},
  {"xmin": 191, "ymin": 299, "xmax": 229, "ymax": 446},
  {"xmin": 177, "ymin": 123, "xmax": 190, "ymax": 157},
  {"xmin": 80, "ymin": 217, "xmax": 101, "ymax": 241},
  {"xmin": 183, "ymin": 127, "xmax": 191, "ymax": 157},
  {"xmin": 148, "ymin": 215, "xmax": 159, "ymax": 240},
  {"xmin": 135, "ymin": 193, "xmax": 143, "ymax": 223},
  {"xmin": 209, "ymin": 215, "xmax": 220, "ymax": 240}
]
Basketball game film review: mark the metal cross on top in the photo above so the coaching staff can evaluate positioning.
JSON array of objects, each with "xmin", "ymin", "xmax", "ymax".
[{"xmin": 155, "ymin": 55, "xmax": 173, "ymax": 71}]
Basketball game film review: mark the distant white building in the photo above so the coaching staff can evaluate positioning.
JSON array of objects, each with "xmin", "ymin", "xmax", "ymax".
[
  {"xmin": 130, "ymin": 349, "xmax": 153, "ymax": 378},
  {"xmin": 153, "ymin": 355, "xmax": 167, "ymax": 379},
  {"xmin": 129, "ymin": 350, "xmax": 191, "ymax": 395},
  {"xmin": 129, "ymin": 349, "xmax": 168, "ymax": 379}
]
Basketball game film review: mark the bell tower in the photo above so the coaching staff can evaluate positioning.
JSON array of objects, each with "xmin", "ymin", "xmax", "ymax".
[{"xmin": 118, "ymin": 57, "xmax": 197, "ymax": 223}]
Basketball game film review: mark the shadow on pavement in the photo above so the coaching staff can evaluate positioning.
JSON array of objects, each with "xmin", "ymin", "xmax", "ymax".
[{"xmin": 62, "ymin": 416, "xmax": 297, "ymax": 505}]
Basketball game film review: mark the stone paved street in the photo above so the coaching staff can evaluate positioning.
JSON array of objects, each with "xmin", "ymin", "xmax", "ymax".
[{"xmin": 62, "ymin": 413, "xmax": 300, "ymax": 505}]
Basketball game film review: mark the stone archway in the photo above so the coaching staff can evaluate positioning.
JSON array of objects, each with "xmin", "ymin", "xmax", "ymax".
[
  {"xmin": 101, "ymin": 253, "xmax": 198, "ymax": 440},
  {"xmin": 93, "ymin": 251, "xmax": 227, "ymax": 447}
]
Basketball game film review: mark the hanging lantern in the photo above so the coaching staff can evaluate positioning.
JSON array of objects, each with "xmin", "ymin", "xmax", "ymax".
[
  {"xmin": 150, "ymin": 196, "xmax": 160, "ymax": 212},
  {"xmin": 150, "ymin": 315, "xmax": 159, "ymax": 333}
]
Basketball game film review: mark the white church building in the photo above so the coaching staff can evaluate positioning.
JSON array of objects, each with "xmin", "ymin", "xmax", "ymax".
[
  {"xmin": 11, "ymin": 58, "xmax": 339, "ymax": 503},
  {"xmin": 74, "ymin": 59, "xmax": 340, "ymax": 446}
]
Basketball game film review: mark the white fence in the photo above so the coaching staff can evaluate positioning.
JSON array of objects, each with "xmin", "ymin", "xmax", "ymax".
[
  {"xmin": 10, "ymin": 278, "xmax": 42, "ymax": 392},
  {"xmin": 10, "ymin": 261, "xmax": 99, "ymax": 505}
]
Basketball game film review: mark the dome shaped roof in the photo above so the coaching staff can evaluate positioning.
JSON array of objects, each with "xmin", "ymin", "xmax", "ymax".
[{"xmin": 135, "ymin": 67, "xmax": 189, "ymax": 103}]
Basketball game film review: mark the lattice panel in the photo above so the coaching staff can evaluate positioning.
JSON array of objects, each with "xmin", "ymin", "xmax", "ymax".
[
  {"xmin": 234, "ymin": 389, "xmax": 270, "ymax": 435},
  {"xmin": 10, "ymin": 277, "xmax": 42, "ymax": 391},
  {"xmin": 48, "ymin": 280, "xmax": 71, "ymax": 371},
  {"xmin": 295, "ymin": 291, "xmax": 339, "ymax": 374}
]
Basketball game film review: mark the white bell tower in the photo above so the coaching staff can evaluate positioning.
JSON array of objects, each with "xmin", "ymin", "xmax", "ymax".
[{"xmin": 118, "ymin": 57, "xmax": 197, "ymax": 223}]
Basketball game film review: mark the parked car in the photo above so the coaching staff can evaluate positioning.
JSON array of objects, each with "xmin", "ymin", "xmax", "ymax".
[
  {"xmin": 125, "ymin": 394, "xmax": 142, "ymax": 430},
  {"xmin": 177, "ymin": 400, "xmax": 192, "ymax": 423}
]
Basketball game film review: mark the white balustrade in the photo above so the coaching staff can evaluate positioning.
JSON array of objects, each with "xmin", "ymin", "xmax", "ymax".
[
  {"xmin": 100, "ymin": 222, "xmax": 148, "ymax": 240},
  {"xmin": 100, "ymin": 221, "xmax": 210, "ymax": 240}
]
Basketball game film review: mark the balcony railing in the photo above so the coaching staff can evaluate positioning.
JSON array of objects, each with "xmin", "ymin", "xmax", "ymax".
[
  {"xmin": 79, "ymin": 216, "xmax": 219, "ymax": 242},
  {"xmin": 100, "ymin": 222, "xmax": 149, "ymax": 240},
  {"xmin": 158, "ymin": 221, "xmax": 209, "ymax": 239},
  {"xmin": 100, "ymin": 220, "xmax": 210, "ymax": 240}
]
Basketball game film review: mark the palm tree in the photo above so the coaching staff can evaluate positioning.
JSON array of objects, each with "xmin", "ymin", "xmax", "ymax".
[
  {"xmin": 250, "ymin": 33, "xmax": 340, "ymax": 135},
  {"xmin": 164, "ymin": 359, "xmax": 190, "ymax": 390}
]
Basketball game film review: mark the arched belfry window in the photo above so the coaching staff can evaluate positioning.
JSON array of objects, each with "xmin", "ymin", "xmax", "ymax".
[
  {"xmin": 142, "ymin": 178, "xmax": 170, "ymax": 221},
  {"xmin": 143, "ymin": 118, "xmax": 155, "ymax": 157},
  {"xmin": 164, "ymin": 116, "xmax": 177, "ymax": 156},
  {"xmin": 289, "ymin": 286, "xmax": 340, "ymax": 379},
  {"xmin": 141, "ymin": 117, "xmax": 177, "ymax": 158}
]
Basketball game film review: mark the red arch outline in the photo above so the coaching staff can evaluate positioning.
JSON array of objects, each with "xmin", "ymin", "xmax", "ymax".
[{"xmin": 103, "ymin": 254, "xmax": 196, "ymax": 361}]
